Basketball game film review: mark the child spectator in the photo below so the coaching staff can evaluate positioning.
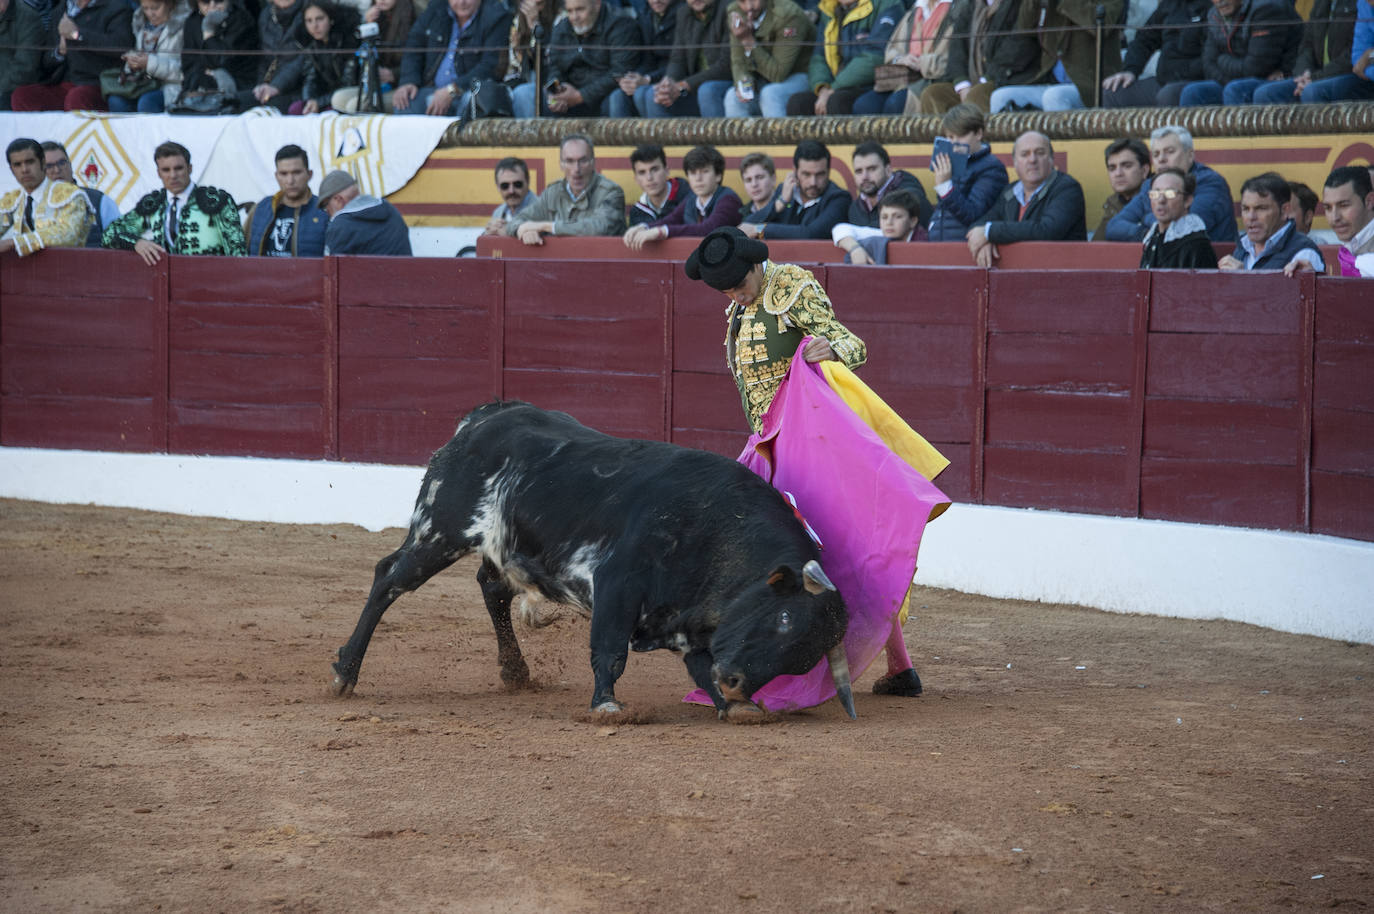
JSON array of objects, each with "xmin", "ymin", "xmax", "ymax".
[
  {"xmin": 739, "ymin": 152, "xmax": 780, "ymax": 223},
  {"xmin": 926, "ymin": 103, "xmax": 1009, "ymax": 241},
  {"xmin": 837, "ymin": 189, "xmax": 929, "ymax": 264},
  {"xmin": 623, "ymin": 145, "xmax": 743, "ymax": 250}
]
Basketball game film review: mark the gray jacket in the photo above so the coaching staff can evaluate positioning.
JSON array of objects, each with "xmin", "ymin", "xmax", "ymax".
[{"xmin": 504, "ymin": 173, "xmax": 627, "ymax": 237}]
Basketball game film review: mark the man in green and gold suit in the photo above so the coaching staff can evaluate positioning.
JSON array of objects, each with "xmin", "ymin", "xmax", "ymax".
[{"xmin": 103, "ymin": 140, "xmax": 246, "ymax": 265}]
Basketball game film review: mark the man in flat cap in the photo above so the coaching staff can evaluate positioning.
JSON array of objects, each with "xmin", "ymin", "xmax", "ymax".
[{"xmin": 318, "ymin": 169, "xmax": 412, "ymax": 256}]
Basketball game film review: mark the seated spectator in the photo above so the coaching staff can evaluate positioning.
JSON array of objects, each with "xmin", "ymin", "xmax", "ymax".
[
  {"xmin": 851, "ymin": 0, "xmax": 954, "ymax": 115},
  {"xmin": 504, "ymin": 134, "xmax": 627, "ymax": 243},
  {"xmin": 104, "ymin": 0, "xmax": 189, "ymax": 114},
  {"xmin": 288, "ymin": 1, "xmax": 359, "ymax": 114},
  {"xmin": 918, "ymin": 0, "xmax": 1038, "ymax": 113},
  {"xmin": 41, "ymin": 141, "xmax": 118, "ymax": 247},
  {"xmin": 512, "ymin": 0, "xmax": 639, "ymax": 117},
  {"xmin": 1095, "ymin": 137, "xmax": 1150, "ymax": 240},
  {"xmin": 637, "ymin": 0, "xmax": 730, "ymax": 117},
  {"xmin": 739, "ymin": 152, "xmax": 780, "ymax": 223},
  {"xmin": 723, "ymin": 0, "xmax": 815, "ymax": 118},
  {"xmin": 240, "ymin": 0, "xmax": 307, "ymax": 114},
  {"xmin": 626, "ymin": 144, "xmax": 689, "ymax": 227},
  {"xmin": 736, "ymin": 139, "xmax": 851, "ymax": 240},
  {"xmin": 1314, "ymin": 165, "xmax": 1374, "ymax": 277},
  {"xmin": 624, "ymin": 146, "xmax": 742, "ymax": 250},
  {"xmin": 1252, "ymin": 0, "xmax": 1374, "ymax": 104},
  {"xmin": 1101, "ymin": 0, "xmax": 1209, "ymax": 108},
  {"xmin": 497, "ymin": 0, "xmax": 556, "ymax": 90},
  {"xmin": 334, "ymin": 0, "xmax": 416, "ymax": 111},
  {"xmin": 1, "ymin": 138, "xmax": 94, "ymax": 257},
  {"xmin": 1287, "ymin": 181, "xmax": 1319, "ymax": 237},
  {"xmin": 1, "ymin": 0, "xmax": 48, "ymax": 110},
  {"xmin": 483, "ymin": 156, "xmax": 537, "ymax": 237},
  {"xmin": 103, "ymin": 141, "xmax": 246, "ymax": 264},
  {"xmin": 988, "ymin": 0, "xmax": 1124, "ymax": 112},
  {"xmin": 846, "ymin": 141, "xmax": 932, "ymax": 231},
  {"xmin": 11, "ymin": 0, "xmax": 134, "ymax": 111},
  {"xmin": 786, "ymin": 0, "xmax": 902, "ymax": 116},
  {"xmin": 1106, "ymin": 125, "xmax": 1238, "ymax": 244},
  {"xmin": 966, "ymin": 130, "xmax": 1086, "ymax": 267},
  {"xmin": 392, "ymin": 0, "xmax": 507, "ymax": 116},
  {"xmin": 1218, "ymin": 172, "xmax": 1324, "ymax": 273},
  {"xmin": 837, "ymin": 189, "xmax": 928, "ymax": 264},
  {"xmin": 926, "ymin": 102, "xmax": 1009, "ymax": 241},
  {"xmin": 611, "ymin": 0, "xmax": 680, "ymax": 115},
  {"xmin": 1139, "ymin": 167, "xmax": 1220, "ymax": 269},
  {"xmin": 318, "ymin": 169, "xmax": 412, "ymax": 256},
  {"xmin": 1178, "ymin": 0, "xmax": 1303, "ymax": 106},
  {"xmin": 244, "ymin": 144, "xmax": 328, "ymax": 256}
]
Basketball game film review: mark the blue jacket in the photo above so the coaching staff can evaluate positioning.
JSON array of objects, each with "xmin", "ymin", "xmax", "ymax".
[
  {"xmin": 399, "ymin": 0, "xmax": 508, "ymax": 90},
  {"xmin": 1357, "ymin": 0, "xmax": 1374, "ymax": 80},
  {"xmin": 247, "ymin": 193, "xmax": 329, "ymax": 257},
  {"xmin": 1105, "ymin": 161, "xmax": 1238, "ymax": 244},
  {"xmin": 978, "ymin": 169, "xmax": 1087, "ymax": 244},
  {"xmin": 324, "ymin": 195, "xmax": 412, "ymax": 256},
  {"xmin": 754, "ymin": 181, "xmax": 852, "ymax": 240},
  {"xmin": 927, "ymin": 144, "xmax": 1009, "ymax": 241}
]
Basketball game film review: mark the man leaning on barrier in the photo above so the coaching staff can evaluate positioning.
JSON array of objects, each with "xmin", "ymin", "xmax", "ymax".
[{"xmin": 503, "ymin": 134, "xmax": 627, "ymax": 244}]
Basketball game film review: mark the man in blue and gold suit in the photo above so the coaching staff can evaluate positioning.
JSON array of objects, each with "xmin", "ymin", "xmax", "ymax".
[
  {"xmin": 103, "ymin": 141, "xmax": 246, "ymax": 265},
  {"xmin": 1, "ymin": 137, "xmax": 94, "ymax": 257}
]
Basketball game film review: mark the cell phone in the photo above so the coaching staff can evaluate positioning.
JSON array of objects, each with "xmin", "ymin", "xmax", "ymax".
[
  {"xmin": 931, "ymin": 136, "xmax": 954, "ymax": 164},
  {"xmin": 931, "ymin": 136, "xmax": 968, "ymax": 180},
  {"xmin": 544, "ymin": 78, "xmax": 562, "ymax": 94}
]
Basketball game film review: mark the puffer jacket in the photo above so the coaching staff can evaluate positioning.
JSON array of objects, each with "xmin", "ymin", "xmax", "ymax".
[
  {"xmin": 182, "ymin": 1, "xmax": 260, "ymax": 93},
  {"xmin": 255, "ymin": 0, "xmax": 306, "ymax": 90},
  {"xmin": 927, "ymin": 143, "xmax": 1010, "ymax": 241},
  {"xmin": 807, "ymin": 0, "xmax": 904, "ymax": 91},
  {"xmin": 1201, "ymin": 0, "xmax": 1304, "ymax": 83}
]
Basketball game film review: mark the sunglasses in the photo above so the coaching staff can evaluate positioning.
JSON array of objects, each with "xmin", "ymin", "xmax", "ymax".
[
  {"xmin": 46, "ymin": 158, "xmax": 70, "ymax": 169},
  {"xmin": 498, "ymin": 180, "xmax": 525, "ymax": 191},
  {"xmin": 1148, "ymin": 188, "xmax": 1183, "ymax": 201}
]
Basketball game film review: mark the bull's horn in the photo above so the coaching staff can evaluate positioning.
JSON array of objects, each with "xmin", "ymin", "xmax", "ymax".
[
  {"xmin": 827, "ymin": 644, "xmax": 857, "ymax": 720},
  {"xmin": 802, "ymin": 560, "xmax": 836, "ymax": 595}
]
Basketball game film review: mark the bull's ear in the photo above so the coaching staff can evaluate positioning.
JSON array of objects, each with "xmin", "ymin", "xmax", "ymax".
[
  {"xmin": 767, "ymin": 565, "xmax": 798, "ymax": 593},
  {"xmin": 802, "ymin": 560, "xmax": 836, "ymax": 594}
]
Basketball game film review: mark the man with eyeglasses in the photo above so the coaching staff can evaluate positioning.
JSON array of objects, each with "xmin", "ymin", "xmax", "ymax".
[
  {"xmin": 41, "ymin": 140, "xmax": 120, "ymax": 248},
  {"xmin": 502, "ymin": 134, "xmax": 626, "ymax": 245},
  {"xmin": 483, "ymin": 157, "xmax": 536, "ymax": 237},
  {"xmin": 1, "ymin": 137, "xmax": 94, "ymax": 257}
]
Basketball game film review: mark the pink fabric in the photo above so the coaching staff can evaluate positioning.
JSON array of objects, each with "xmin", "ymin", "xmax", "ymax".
[
  {"xmin": 686, "ymin": 344, "xmax": 950, "ymax": 712},
  {"xmin": 1338, "ymin": 246, "xmax": 1358, "ymax": 277}
]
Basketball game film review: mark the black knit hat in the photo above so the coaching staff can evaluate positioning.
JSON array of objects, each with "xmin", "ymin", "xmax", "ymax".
[{"xmin": 684, "ymin": 226, "xmax": 769, "ymax": 291}]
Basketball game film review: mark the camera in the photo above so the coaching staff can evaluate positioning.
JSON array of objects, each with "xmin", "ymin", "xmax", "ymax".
[
  {"xmin": 356, "ymin": 21, "xmax": 380, "ymax": 39},
  {"xmin": 544, "ymin": 78, "xmax": 562, "ymax": 94}
]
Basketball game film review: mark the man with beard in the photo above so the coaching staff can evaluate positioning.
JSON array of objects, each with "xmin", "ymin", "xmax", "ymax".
[
  {"xmin": 245, "ymin": 145, "xmax": 328, "ymax": 257},
  {"xmin": 736, "ymin": 140, "xmax": 851, "ymax": 241},
  {"xmin": 483, "ymin": 157, "xmax": 537, "ymax": 237}
]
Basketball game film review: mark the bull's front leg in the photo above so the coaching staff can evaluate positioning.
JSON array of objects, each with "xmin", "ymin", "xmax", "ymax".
[
  {"xmin": 587, "ymin": 605, "xmax": 635, "ymax": 713},
  {"xmin": 477, "ymin": 558, "xmax": 530, "ymax": 688},
  {"xmin": 684, "ymin": 649, "xmax": 764, "ymax": 723}
]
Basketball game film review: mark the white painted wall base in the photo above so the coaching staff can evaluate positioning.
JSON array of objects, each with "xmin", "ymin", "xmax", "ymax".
[{"xmin": 3, "ymin": 446, "xmax": 1370, "ymax": 645}]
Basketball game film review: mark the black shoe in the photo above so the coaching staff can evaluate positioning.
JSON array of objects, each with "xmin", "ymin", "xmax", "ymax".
[{"xmin": 872, "ymin": 668, "xmax": 922, "ymax": 696}]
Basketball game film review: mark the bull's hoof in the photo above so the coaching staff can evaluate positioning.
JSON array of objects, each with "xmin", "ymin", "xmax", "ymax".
[
  {"xmin": 720, "ymin": 701, "xmax": 768, "ymax": 724},
  {"xmin": 872, "ymin": 668, "xmax": 923, "ymax": 697},
  {"xmin": 590, "ymin": 700, "xmax": 624, "ymax": 714},
  {"xmin": 500, "ymin": 659, "xmax": 531, "ymax": 689},
  {"xmin": 330, "ymin": 673, "xmax": 356, "ymax": 698}
]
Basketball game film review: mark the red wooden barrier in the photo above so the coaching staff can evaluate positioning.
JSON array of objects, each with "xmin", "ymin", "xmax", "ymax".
[{"xmin": 2, "ymin": 249, "xmax": 1369, "ymax": 544}]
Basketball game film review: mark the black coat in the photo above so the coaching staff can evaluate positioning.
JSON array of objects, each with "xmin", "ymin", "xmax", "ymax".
[
  {"xmin": 1201, "ymin": 0, "xmax": 1303, "ymax": 83},
  {"xmin": 633, "ymin": 0, "xmax": 680, "ymax": 81},
  {"xmin": 545, "ymin": 3, "xmax": 640, "ymax": 111},
  {"xmin": 295, "ymin": 6, "xmax": 360, "ymax": 105},
  {"xmin": 182, "ymin": 2, "xmax": 260, "ymax": 93},
  {"xmin": 1140, "ymin": 225, "xmax": 1220, "ymax": 268},
  {"xmin": 944, "ymin": 0, "xmax": 1041, "ymax": 88},
  {"xmin": 978, "ymin": 169, "xmax": 1087, "ymax": 243},
  {"xmin": 1121, "ymin": 0, "xmax": 1210, "ymax": 84},
  {"xmin": 46, "ymin": 0, "xmax": 132, "ymax": 85}
]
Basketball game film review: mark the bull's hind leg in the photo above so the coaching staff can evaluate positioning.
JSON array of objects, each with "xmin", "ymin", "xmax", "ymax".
[
  {"xmin": 476, "ymin": 558, "xmax": 530, "ymax": 688},
  {"xmin": 331, "ymin": 538, "xmax": 459, "ymax": 696}
]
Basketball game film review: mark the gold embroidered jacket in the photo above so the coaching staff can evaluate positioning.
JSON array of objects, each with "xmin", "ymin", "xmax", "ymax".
[
  {"xmin": 0, "ymin": 178, "xmax": 94, "ymax": 257},
  {"xmin": 725, "ymin": 260, "xmax": 866, "ymax": 433}
]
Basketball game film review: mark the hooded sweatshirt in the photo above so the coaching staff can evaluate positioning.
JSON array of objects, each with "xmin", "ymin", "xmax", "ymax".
[{"xmin": 323, "ymin": 194, "xmax": 412, "ymax": 256}]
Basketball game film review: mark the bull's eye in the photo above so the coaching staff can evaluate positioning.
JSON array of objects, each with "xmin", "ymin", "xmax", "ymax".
[{"xmin": 778, "ymin": 610, "xmax": 792, "ymax": 633}]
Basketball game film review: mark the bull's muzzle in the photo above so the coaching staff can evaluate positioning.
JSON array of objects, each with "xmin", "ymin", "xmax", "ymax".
[{"xmin": 715, "ymin": 669, "xmax": 749, "ymax": 704}]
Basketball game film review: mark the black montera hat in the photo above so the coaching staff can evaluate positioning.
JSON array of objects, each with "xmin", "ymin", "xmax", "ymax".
[{"xmin": 684, "ymin": 226, "xmax": 769, "ymax": 291}]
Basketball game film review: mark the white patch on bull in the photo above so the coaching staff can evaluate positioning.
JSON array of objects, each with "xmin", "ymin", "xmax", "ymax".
[
  {"xmin": 559, "ymin": 542, "xmax": 605, "ymax": 614},
  {"xmin": 463, "ymin": 461, "xmax": 519, "ymax": 568},
  {"xmin": 670, "ymin": 632, "xmax": 689, "ymax": 653},
  {"xmin": 422, "ymin": 479, "xmax": 442, "ymax": 507}
]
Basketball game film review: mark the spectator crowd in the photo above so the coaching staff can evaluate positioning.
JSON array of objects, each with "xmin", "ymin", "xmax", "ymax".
[
  {"xmin": 1, "ymin": 0, "xmax": 1370, "ymax": 115},
  {"xmin": 4, "ymin": 124, "xmax": 1372, "ymax": 274}
]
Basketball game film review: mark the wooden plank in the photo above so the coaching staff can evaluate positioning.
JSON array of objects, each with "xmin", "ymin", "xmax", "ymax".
[
  {"xmin": 670, "ymin": 427, "xmax": 745, "ymax": 459},
  {"xmin": 988, "ymin": 271, "xmax": 1139, "ymax": 334},
  {"xmin": 1149, "ymin": 272, "xmax": 1302, "ymax": 334},
  {"xmin": 1126, "ymin": 270, "xmax": 1151, "ymax": 520},
  {"xmin": 971, "ymin": 272, "xmax": 987, "ymax": 504},
  {"xmin": 337, "ymin": 256, "xmax": 502, "ymax": 309},
  {"xmin": 0, "ymin": 395, "xmax": 161, "ymax": 451},
  {"xmin": 3, "ymin": 294, "xmax": 159, "ymax": 349},
  {"xmin": 1, "ymin": 345, "xmax": 159, "ymax": 398},
  {"xmin": 983, "ymin": 446, "xmax": 1135, "ymax": 515},
  {"xmin": 0, "ymin": 248, "xmax": 150, "ymax": 298},
  {"xmin": 670, "ymin": 370, "xmax": 748, "ymax": 435},
  {"xmin": 339, "ymin": 306, "xmax": 489, "ymax": 360},
  {"xmin": 170, "ymin": 255, "xmax": 324, "ymax": 306},
  {"xmin": 1310, "ymin": 470, "xmax": 1374, "ymax": 543},
  {"xmin": 1314, "ymin": 277, "xmax": 1374, "ymax": 343},
  {"xmin": 1140, "ymin": 458, "xmax": 1300, "ymax": 530},
  {"xmin": 171, "ymin": 302, "xmax": 327, "ymax": 355},
  {"xmin": 1297, "ymin": 271, "xmax": 1315, "ymax": 532},
  {"xmin": 168, "ymin": 403, "xmax": 326, "ymax": 458},
  {"xmin": 1314, "ymin": 341, "xmax": 1374, "ymax": 412},
  {"xmin": 1312, "ymin": 407, "xmax": 1374, "ymax": 475},
  {"xmin": 1143, "ymin": 399, "xmax": 1299, "ymax": 465},
  {"xmin": 987, "ymin": 333, "xmax": 1137, "ymax": 391},
  {"xmin": 1146, "ymin": 333, "xmax": 1298, "ymax": 401},
  {"xmin": 502, "ymin": 369, "xmax": 663, "ymax": 439},
  {"xmin": 170, "ymin": 352, "xmax": 324, "ymax": 405},
  {"xmin": 339, "ymin": 409, "xmax": 461, "ymax": 466},
  {"xmin": 671, "ymin": 278, "xmax": 727, "ymax": 373},
  {"xmin": 825, "ymin": 267, "xmax": 984, "ymax": 325},
  {"xmin": 986, "ymin": 389, "xmax": 1134, "ymax": 452},
  {"xmin": 850, "ymin": 322, "xmax": 975, "ymax": 387},
  {"xmin": 339, "ymin": 356, "xmax": 494, "ymax": 411}
]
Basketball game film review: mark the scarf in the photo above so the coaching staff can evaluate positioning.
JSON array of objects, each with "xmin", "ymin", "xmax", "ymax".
[{"xmin": 820, "ymin": 0, "xmax": 874, "ymax": 77}]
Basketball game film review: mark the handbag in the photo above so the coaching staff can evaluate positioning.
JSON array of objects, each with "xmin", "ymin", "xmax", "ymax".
[
  {"xmin": 467, "ymin": 79, "xmax": 513, "ymax": 119},
  {"xmin": 168, "ymin": 90, "xmax": 239, "ymax": 116},
  {"xmin": 872, "ymin": 64, "xmax": 918, "ymax": 93},
  {"xmin": 100, "ymin": 66, "xmax": 159, "ymax": 100}
]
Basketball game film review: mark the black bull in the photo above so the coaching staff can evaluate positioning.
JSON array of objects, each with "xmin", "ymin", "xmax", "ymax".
[{"xmin": 331, "ymin": 401, "xmax": 858, "ymax": 720}]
